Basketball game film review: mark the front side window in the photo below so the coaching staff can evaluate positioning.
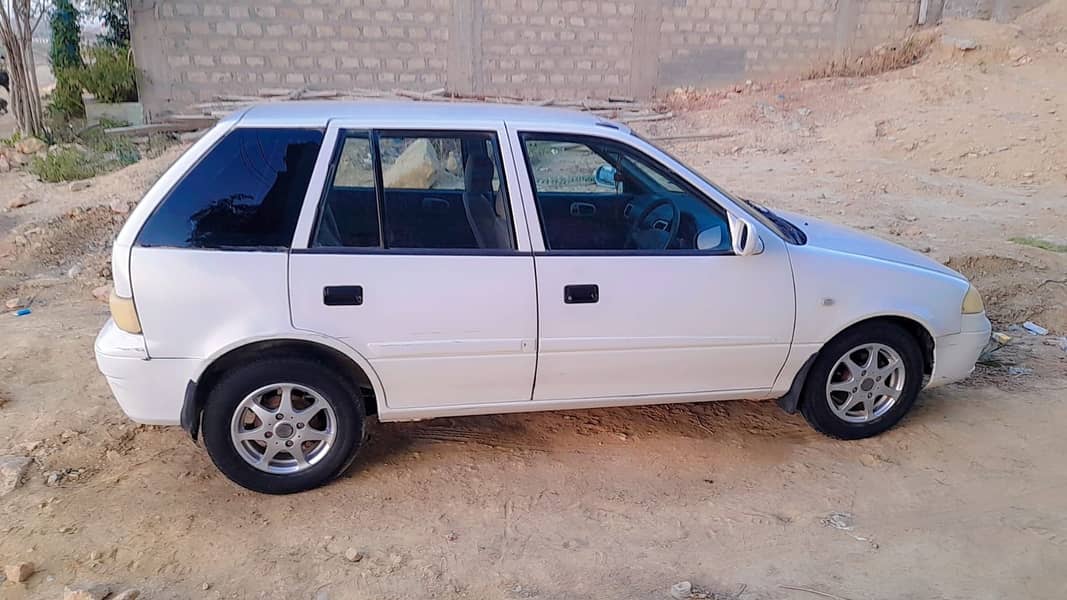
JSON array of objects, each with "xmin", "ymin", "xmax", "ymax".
[
  {"xmin": 313, "ymin": 131, "xmax": 515, "ymax": 251},
  {"xmin": 520, "ymin": 134, "xmax": 730, "ymax": 252},
  {"xmin": 137, "ymin": 127, "xmax": 324, "ymax": 249}
]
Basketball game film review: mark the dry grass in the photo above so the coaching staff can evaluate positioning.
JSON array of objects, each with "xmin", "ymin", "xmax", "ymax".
[{"xmin": 803, "ymin": 33, "xmax": 935, "ymax": 79}]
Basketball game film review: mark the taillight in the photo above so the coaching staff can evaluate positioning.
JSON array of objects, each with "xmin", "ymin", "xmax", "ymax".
[{"xmin": 109, "ymin": 290, "xmax": 142, "ymax": 334}]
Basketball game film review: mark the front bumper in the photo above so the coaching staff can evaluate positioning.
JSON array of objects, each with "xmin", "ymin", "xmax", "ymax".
[
  {"xmin": 927, "ymin": 313, "xmax": 992, "ymax": 388},
  {"xmin": 95, "ymin": 319, "xmax": 196, "ymax": 425}
]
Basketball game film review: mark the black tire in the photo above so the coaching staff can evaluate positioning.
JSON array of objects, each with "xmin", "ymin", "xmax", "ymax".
[
  {"xmin": 799, "ymin": 322, "xmax": 924, "ymax": 440},
  {"xmin": 201, "ymin": 357, "xmax": 365, "ymax": 494}
]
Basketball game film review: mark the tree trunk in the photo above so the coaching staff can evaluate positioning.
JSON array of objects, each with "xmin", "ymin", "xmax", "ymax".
[{"xmin": 0, "ymin": 0, "xmax": 46, "ymax": 138}]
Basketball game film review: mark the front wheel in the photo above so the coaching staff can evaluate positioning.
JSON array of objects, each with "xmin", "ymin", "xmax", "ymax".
[
  {"xmin": 800, "ymin": 322, "xmax": 924, "ymax": 439},
  {"xmin": 202, "ymin": 358, "xmax": 365, "ymax": 494}
]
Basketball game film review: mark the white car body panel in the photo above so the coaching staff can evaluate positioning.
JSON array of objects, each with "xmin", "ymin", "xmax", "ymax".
[
  {"xmin": 528, "ymin": 250, "xmax": 794, "ymax": 400},
  {"xmin": 93, "ymin": 101, "xmax": 991, "ymax": 429},
  {"xmin": 130, "ymin": 249, "xmax": 291, "ymax": 359},
  {"xmin": 289, "ymin": 253, "xmax": 538, "ymax": 409}
]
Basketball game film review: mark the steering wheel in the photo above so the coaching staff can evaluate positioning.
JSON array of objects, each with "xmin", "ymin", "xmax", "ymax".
[{"xmin": 626, "ymin": 198, "xmax": 680, "ymax": 250}]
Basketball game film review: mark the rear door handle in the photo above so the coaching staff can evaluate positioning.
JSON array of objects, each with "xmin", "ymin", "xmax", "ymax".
[
  {"xmin": 323, "ymin": 286, "xmax": 363, "ymax": 306},
  {"xmin": 564, "ymin": 284, "xmax": 599, "ymax": 304}
]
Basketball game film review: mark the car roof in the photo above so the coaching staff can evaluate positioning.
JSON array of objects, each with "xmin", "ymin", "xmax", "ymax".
[{"xmin": 235, "ymin": 100, "xmax": 625, "ymax": 130}]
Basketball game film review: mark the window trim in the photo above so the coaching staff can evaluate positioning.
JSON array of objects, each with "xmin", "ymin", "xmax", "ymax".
[
  {"xmin": 134, "ymin": 125, "xmax": 325, "ymax": 251},
  {"xmin": 517, "ymin": 131, "xmax": 734, "ymax": 256},
  {"xmin": 307, "ymin": 128, "xmax": 523, "ymax": 254}
]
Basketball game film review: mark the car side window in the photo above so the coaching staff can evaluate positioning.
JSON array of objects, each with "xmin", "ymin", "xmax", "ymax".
[
  {"xmin": 137, "ymin": 127, "xmax": 324, "ymax": 249},
  {"xmin": 314, "ymin": 133, "xmax": 380, "ymax": 248},
  {"xmin": 314, "ymin": 130, "xmax": 516, "ymax": 251},
  {"xmin": 520, "ymin": 134, "xmax": 731, "ymax": 253}
]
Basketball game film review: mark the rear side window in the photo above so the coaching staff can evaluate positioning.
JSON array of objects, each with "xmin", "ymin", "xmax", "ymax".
[{"xmin": 137, "ymin": 127, "xmax": 324, "ymax": 249}]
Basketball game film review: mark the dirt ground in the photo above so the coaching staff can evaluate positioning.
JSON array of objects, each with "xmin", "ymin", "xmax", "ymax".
[{"xmin": 2, "ymin": 7, "xmax": 1067, "ymax": 600}]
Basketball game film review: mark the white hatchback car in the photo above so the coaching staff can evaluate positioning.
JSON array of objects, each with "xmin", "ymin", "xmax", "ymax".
[{"xmin": 96, "ymin": 102, "xmax": 990, "ymax": 493}]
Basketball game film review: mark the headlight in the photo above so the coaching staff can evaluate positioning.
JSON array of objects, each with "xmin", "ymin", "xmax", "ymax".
[{"xmin": 961, "ymin": 284, "xmax": 984, "ymax": 314}]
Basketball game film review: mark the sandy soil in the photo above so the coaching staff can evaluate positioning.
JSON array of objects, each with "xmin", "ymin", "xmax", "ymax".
[{"xmin": 2, "ymin": 9, "xmax": 1067, "ymax": 600}]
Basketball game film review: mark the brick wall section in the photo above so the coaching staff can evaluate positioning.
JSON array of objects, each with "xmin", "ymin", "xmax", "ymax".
[
  {"xmin": 130, "ymin": 0, "xmax": 922, "ymax": 119},
  {"xmin": 479, "ymin": 0, "xmax": 636, "ymax": 99}
]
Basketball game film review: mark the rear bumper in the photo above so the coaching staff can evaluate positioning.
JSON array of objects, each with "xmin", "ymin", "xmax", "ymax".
[
  {"xmin": 94, "ymin": 319, "xmax": 196, "ymax": 425},
  {"xmin": 927, "ymin": 313, "xmax": 992, "ymax": 388}
]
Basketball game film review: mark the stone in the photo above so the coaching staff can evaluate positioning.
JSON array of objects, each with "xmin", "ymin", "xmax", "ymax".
[
  {"xmin": 670, "ymin": 581, "xmax": 693, "ymax": 599},
  {"xmin": 69, "ymin": 180, "xmax": 91, "ymax": 192},
  {"xmin": 945, "ymin": 37, "xmax": 977, "ymax": 51},
  {"xmin": 796, "ymin": 107, "xmax": 812, "ymax": 116},
  {"xmin": 92, "ymin": 285, "xmax": 111, "ymax": 303},
  {"xmin": 4, "ymin": 562, "xmax": 34, "ymax": 583},
  {"xmin": 5, "ymin": 297, "xmax": 20, "ymax": 309},
  {"xmin": 112, "ymin": 589, "xmax": 141, "ymax": 600},
  {"xmin": 63, "ymin": 585, "xmax": 112, "ymax": 600},
  {"xmin": 344, "ymin": 548, "xmax": 364, "ymax": 562},
  {"xmin": 383, "ymin": 138, "xmax": 440, "ymax": 189},
  {"xmin": 7, "ymin": 151, "xmax": 28, "ymax": 166},
  {"xmin": 1057, "ymin": 41, "xmax": 1067, "ymax": 54},
  {"xmin": 0, "ymin": 154, "xmax": 10, "ymax": 172},
  {"xmin": 1008, "ymin": 46, "xmax": 1028, "ymax": 62},
  {"xmin": 0, "ymin": 456, "xmax": 32, "ymax": 496},
  {"xmin": 14, "ymin": 137, "xmax": 46, "ymax": 155},
  {"xmin": 109, "ymin": 196, "xmax": 130, "ymax": 214},
  {"xmin": 7, "ymin": 192, "xmax": 34, "ymax": 210},
  {"xmin": 859, "ymin": 453, "xmax": 879, "ymax": 467},
  {"xmin": 67, "ymin": 264, "xmax": 83, "ymax": 279}
]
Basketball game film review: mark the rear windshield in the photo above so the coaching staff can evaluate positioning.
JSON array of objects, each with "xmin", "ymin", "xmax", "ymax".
[{"xmin": 136, "ymin": 127, "xmax": 323, "ymax": 249}]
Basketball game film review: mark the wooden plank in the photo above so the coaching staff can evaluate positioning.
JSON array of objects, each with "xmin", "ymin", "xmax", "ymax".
[{"xmin": 105, "ymin": 122, "xmax": 208, "ymax": 136}]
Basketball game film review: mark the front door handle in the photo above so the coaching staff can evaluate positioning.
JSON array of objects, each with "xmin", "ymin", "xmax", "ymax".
[
  {"xmin": 564, "ymin": 284, "xmax": 599, "ymax": 304},
  {"xmin": 323, "ymin": 286, "xmax": 363, "ymax": 306}
]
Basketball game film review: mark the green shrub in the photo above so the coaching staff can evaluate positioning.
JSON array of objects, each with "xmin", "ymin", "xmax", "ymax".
[
  {"xmin": 29, "ymin": 130, "xmax": 141, "ymax": 183},
  {"xmin": 50, "ymin": 71, "xmax": 87, "ymax": 120},
  {"xmin": 29, "ymin": 148, "xmax": 98, "ymax": 182},
  {"xmin": 50, "ymin": 0, "xmax": 83, "ymax": 71},
  {"xmin": 81, "ymin": 46, "xmax": 138, "ymax": 103}
]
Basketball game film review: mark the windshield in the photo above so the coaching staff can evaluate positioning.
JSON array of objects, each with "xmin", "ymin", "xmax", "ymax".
[{"xmin": 630, "ymin": 132, "xmax": 806, "ymax": 245}]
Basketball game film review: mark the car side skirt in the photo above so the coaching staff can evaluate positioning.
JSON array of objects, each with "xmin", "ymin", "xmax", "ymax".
[{"xmin": 375, "ymin": 388, "xmax": 774, "ymax": 422}]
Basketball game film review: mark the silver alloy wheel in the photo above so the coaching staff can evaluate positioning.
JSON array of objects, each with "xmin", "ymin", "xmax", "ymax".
[
  {"xmin": 230, "ymin": 383, "xmax": 337, "ymax": 474},
  {"xmin": 825, "ymin": 343, "xmax": 906, "ymax": 423}
]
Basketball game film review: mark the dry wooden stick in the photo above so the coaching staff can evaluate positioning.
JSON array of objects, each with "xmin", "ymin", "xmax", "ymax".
[{"xmin": 779, "ymin": 585, "xmax": 854, "ymax": 600}]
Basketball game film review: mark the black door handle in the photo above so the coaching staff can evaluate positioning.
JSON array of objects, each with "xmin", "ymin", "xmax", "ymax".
[
  {"xmin": 323, "ymin": 286, "xmax": 363, "ymax": 306},
  {"xmin": 564, "ymin": 284, "xmax": 599, "ymax": 304}
]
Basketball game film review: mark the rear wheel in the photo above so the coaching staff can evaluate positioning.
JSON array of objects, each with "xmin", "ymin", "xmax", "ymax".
[
  {"xmin": 202, "ymin": 358, "xmax": 365, "ymax": 494},
  {"xmin": 800, "ymin": 322, "xmax": 924, "ymax": 439}
]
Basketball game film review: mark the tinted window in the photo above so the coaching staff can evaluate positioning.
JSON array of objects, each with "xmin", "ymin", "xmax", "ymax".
[
  {"xmin": 314, "ymin": 133, "xmax": 380, "ymax": 248},
  {"xmin": 137, "ymin": 128, "xmax": 323, "ymax": 249},
  {"xmin": 521, "ymin": 134, "xmax": 730, "ymax": 252},
  {"xmin": 313, "ymin": 131, "xmax": 515, "ymax": 251}
]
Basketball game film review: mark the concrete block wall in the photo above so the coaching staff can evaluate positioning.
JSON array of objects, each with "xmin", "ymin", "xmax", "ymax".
[{"xmin": 130, "ymin": 0, "xmax": 923, "ymax": 120}]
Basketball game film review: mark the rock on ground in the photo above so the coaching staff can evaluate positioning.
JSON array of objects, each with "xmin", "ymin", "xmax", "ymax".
[
  {"xmin": 14, "ymin": 137, "xmax": 47, "ymax": 155},
  {"xmin": 92, "ymin": 285, "xmax": 111, "ymax": 303},
  {"xmin": 63, "ymin": 584, "xmax": 112, "ymax": 600},
  {"xmin": 70, "ymin": 180, "xmax": 92, "ymax": 192},
  {"xmin": 670, "ymin": 580, "xmax": 693, "ymax": 599},
  {"xmin": 0, "ymin": 456, "xmax": 32, "ymax": 496},
  {"xmin": 383, "ymin": 138, "xmax": 440, "ymax": 189},
  {"xmin": 112, "ymin": 589, "xmax": 141, "ymax": 600},
  {"xmin": 6, "ymin": 192, "xmax": 34, "ymax": 210},
  {"xmin": 3, "ymin": 561, "xmax": 35, "ymax": 583}
]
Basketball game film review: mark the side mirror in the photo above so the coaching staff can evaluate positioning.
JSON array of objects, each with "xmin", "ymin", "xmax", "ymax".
[
  {"xmin": 728, "ymin": 213, "xmax": 764, "ymax": 256},
  {"xmin": 594, "ymin": 164, "xmax": 618, "ymax": 188}
]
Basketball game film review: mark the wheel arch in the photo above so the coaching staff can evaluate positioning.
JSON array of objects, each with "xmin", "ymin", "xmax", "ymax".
[
  {"xmin": 777, "ymin": 314, "xmax": 935, "ymax": 414},
  {"xmin": 183, "ymin": 334, "xmax": 385, "ymax": 440}
]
